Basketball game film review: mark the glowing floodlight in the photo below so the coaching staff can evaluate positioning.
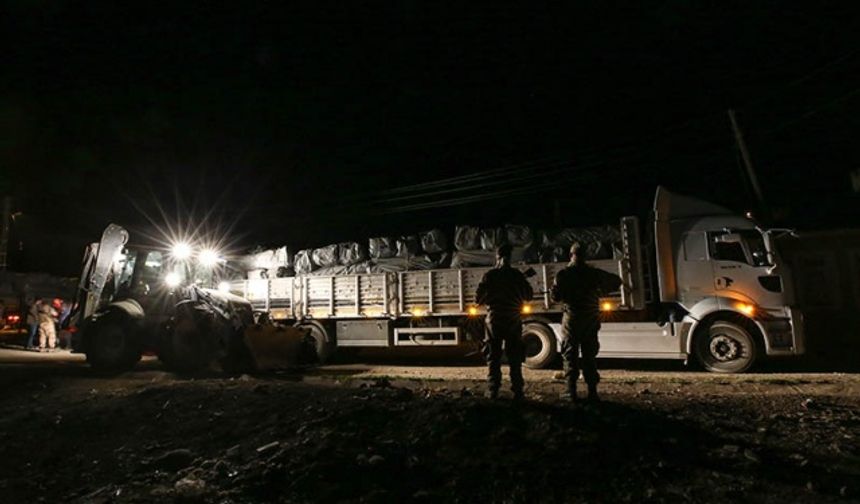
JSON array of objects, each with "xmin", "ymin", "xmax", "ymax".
[
  {"xmin": 199, "ymin": 249, "xmax": 220, "ymax": 267},
  {"xmin": 164, "ymin": 272, "xmax": 182, "ymax": 288},
  {"xmin": 171, "ymin": 242, "xmax": 192, "ymax": 260}
]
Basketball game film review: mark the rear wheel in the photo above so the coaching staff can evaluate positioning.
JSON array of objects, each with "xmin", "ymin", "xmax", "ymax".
[
  {"xmin": 85, "ymin": 316, "xmax": 141, "ymax": 374},
  {"xmin": 522, "ymin": 322, "xmax": 558, "ymax": 369},
  {"xmin": 694, "ymin": 318, "xmax": 759, "ymax": 373}
]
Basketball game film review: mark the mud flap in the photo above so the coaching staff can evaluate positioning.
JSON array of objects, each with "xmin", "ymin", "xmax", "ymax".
[{"xmin": 243, "ymin": 324, "xmax": 312, "ymax": 371}]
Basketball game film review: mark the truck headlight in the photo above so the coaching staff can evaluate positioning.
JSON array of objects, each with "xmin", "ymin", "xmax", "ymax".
[{"xmin": 218, "ymin": 281, "xmax": 231, "ymax": 293}]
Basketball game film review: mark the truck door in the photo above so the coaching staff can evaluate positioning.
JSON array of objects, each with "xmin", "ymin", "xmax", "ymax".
[
  {"xmin": 675, "ymin": 231, "xmax": 716, "ymax": 306},
  {"xmin": 709, "ymin": 231, "xmax": 784, "ymax": 309}
]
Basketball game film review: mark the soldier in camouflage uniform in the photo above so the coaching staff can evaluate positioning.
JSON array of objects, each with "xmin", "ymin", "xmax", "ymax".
[
  {"xmin": 551, "ymin": 242, "xmax": 621, "ymax": 402},
  {"xmin": 476, "ymin": 244, "xmax": 534, "ymax": 400}
]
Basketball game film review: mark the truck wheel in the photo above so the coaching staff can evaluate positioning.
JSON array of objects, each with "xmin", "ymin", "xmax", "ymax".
[
  {"xmin": 522, "ymin": 322, "xmax": 557, "ymax": 369},
  {"xmin": 297, "ymin": 322, "xmax": 334, "ymax": 364},
  {"xmin": 694, "ymin": 318, "xmax": 759, "ymax": 373},
  {"xmin": 85, "ymin": 317, "xmax": 141, "ymax": 374}
]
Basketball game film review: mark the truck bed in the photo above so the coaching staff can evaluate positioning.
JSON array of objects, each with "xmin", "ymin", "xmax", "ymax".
[{"xmin": 228, "ymin": 217, "xmax": 646, "ymax": 320}]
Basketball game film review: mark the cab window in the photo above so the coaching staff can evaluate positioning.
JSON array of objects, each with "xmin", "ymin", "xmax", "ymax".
[
  {"xmin": 709, "ymin": 231, "xmax": 770, "ymax": 267},
  {"xmin": 136, "ymin": 251, "xmax": 165, "ymax": 291},
  {"xmin": 711, "ymin": 237, "xmax": 747, "ymax": 263}
]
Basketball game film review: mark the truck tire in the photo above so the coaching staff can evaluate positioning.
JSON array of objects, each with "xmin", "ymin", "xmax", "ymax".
[
  {"xmin": 297, "ymin": 322, "xmax": 334, "ymax": 364},
  {"xmin": 85, "ymin": 316, "xmax": 141, "ymax": 374},
  {"xmin": 522, "ymin": 322, "xmax": 558, "ymax": 369},
  {"xmin": 694, "ymin": 318, "xmax": 759, "ymax": 373}
]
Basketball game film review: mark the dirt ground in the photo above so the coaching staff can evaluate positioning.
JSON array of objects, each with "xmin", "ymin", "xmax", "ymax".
[{"xmin": 0, "ymin": 347, "xmax": 859, "ymax": 503}]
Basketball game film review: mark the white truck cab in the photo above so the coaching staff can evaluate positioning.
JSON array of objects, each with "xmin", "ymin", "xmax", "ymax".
[{"xmin": 653, "ymin": 187, "xmax": 803, "ymax": 371}]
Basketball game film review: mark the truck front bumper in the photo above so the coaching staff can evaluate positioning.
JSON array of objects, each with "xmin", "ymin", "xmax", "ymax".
[{"xmin": 761, "ymin": 306, "xmax": 804, "ymax": 356}]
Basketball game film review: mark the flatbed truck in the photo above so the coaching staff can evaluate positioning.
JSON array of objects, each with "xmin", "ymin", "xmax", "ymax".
[{"xmin": 228, "ymin": 187, "xmax": 804, "ymax": 373}]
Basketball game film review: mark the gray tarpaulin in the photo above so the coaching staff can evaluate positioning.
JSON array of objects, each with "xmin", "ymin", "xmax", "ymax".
[
  {"xmin": 366, "ymin": 253, "xmax": 451, "ymax": 273},
  {"xmin": 419, "ymin": 229, "xmax": 448, "ymax": 254},
  {"xmin": 312, "ymin": 244, "xmax": 339, "ymax": 268},
  {"xmin": 395, "ymin": 235, "xmax": 420, "ymax": 258},
  {"xmin": 294, "ymin": 250, "xmax": 315, "ymax": 275},
  {"xmin": 454, "ymin": 226, "xmax": 481, "ymax": 251},
  {"xmin": 450, "ymin": 246, "xmax": 535, "ymax": 268},
  {"xmin": 307, "ymin": 262, "xmax": 372, "ymax": 276},
  {"xmin": 540, "ymin": 226, "xmax": 621, "ymax": 261},
  {"xmin": 480, "ymin": 227, "xmax": 506, "ymax": 250},
  {"xmin": 338, "ymin": 242, "xmax": 369, "ymax": 265},
  {"xmin": 242, "ymin": 246, "xmax": 292, "ymax": 271},
  {"xmin": 505, "ymin": 225, "xmax": 534, "ymax": 247},
  {"xmin": 368, "ymin": 237, "xmax": 396, "ymax": 259}
]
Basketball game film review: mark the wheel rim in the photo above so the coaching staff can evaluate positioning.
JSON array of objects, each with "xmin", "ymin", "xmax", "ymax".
[{"xmin": 699, "ymin": 321, "xmax": 754, "ymax": 372}]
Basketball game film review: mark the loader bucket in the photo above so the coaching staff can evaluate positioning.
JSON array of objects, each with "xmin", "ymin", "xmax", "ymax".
[{"xmin": 243, "ymin": 324, "xmax": 311, "ymax": 370}]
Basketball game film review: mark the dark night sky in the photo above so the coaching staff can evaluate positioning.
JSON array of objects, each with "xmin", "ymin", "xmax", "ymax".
[{"xmin": 3, "ymin": 1, "xmax": 859, "ymax": 276}]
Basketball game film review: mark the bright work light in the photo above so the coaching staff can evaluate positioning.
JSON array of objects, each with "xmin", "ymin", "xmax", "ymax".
[
  {"xmin": 171, "ymin": 242, "xmax": 192, "ymax": 260},
  {"xmin": 199, "ymin": 249, "xmax": 220, "ymax": 267},
  {"xmin": 165, "ymin": 272, "xmax": 182, "ymax": 287},
  {"xmin": 218, "ymin": 281, "xmax": 231, "ymax": 293}
]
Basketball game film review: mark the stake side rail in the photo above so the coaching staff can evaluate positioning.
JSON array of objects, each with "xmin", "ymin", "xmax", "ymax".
[{"xmin": 229, "ymin": 261, "xmax": 633, "ymax": 320}]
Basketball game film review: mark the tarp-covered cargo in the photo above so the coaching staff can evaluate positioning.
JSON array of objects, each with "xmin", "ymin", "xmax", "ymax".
[
  {"xmin": 242, "ymin": 246, "xmax": 292, "ymax": 273},
  {"xmin": 307, "ymin": 262, "xmax": 372, "ymax": 276},
  {"xmin": 366, "ymin": 253, "xmax": 451, "ymax": 273},
  {"xmin": 294, "ymin": 250, "xmax": 315, "ymax": 275},
  {"xmin": 338, "ymin": 242, "xmax": 369, "ymax": 265},
  {"xmin": 454, "ymin": 226, "xmax": 481, "ymax": 251},
  {"xmin": 505, "ymin": 225, "xmax": 534, "ymax": 247},
  {"xmin": 368, "ymin": 237, "xmax": 396, "ymax": 259},
  {"xmin": 312, "ymin": 244, "xmax": 339, "ymax": 268},
  {"xmin": 480, "ymin": 227, "xmax": 505, "ymax": 251},
  {"xmin": 419, "ymin": 229, "xmax": 448, "ymax": 254},
  {"xmin": 395, "ymin": 235, "xmax": 420, "ymax": 258},
  {"xmin": 450, "ymin": 247, "xmax": 535, "ymax": 268},
  {"xmin": 541, "ymin": 226, "xmax": 621, "ymax": 261}
]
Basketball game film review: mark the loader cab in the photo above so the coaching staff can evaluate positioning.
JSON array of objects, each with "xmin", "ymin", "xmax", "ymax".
[{"xmin": 104, "ymin": 246, "xmax": 221, "ymax": 317}]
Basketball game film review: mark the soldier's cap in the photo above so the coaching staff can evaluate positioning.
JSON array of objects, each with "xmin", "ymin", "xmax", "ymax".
[{"xmin": 496, "ymin": 243, "xmax": 513, "ymax": 258}]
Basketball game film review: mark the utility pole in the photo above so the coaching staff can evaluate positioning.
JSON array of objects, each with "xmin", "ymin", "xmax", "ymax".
[
  {"xmin": 728, "ymin": 109, "xmax": 769, "ymax": 220},
  {"xmin": 0, "ymin": 196, "xmax": 10, "ymax": 271}
]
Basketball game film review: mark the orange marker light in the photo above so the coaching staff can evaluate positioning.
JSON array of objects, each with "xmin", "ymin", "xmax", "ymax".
[
  {"xmin": 521, "ymin": 304, "xmax": 532, "ymax": 314},
  {"xmin": 737, "ymin": 303, "xmax": 755, "ymax": 316},
  {"xmin": 601, "ymin": 301, "xmax": 614, "ymax": 312},
  {"xmin": 468, "ymin": 306, "xmax": 479, "ymax": 316},
  {"xmin": 412, "ymin": 308, "xmax": 425, "ymax": 318}
]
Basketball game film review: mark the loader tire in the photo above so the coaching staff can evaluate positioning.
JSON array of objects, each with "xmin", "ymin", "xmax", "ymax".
[
  {"xmin": 85, "ymin": 315, "xmax": 141, "ymax": 374},
  {"xmin": 298, "ymin": 322, "xmax": 334, "ymax": 364},
  {"xmin": 159, "ymin": 304, "xmax": 218, "ymax": 374}
]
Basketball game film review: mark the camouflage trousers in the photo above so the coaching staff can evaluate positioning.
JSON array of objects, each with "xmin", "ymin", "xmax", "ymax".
[
  {"xmin": 561, "ymin": 313, "xmax": 600, "ymax": 387},
  {"xmin": 484, "ymin": 320, "xmax": 525, "ymax": 394}
]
